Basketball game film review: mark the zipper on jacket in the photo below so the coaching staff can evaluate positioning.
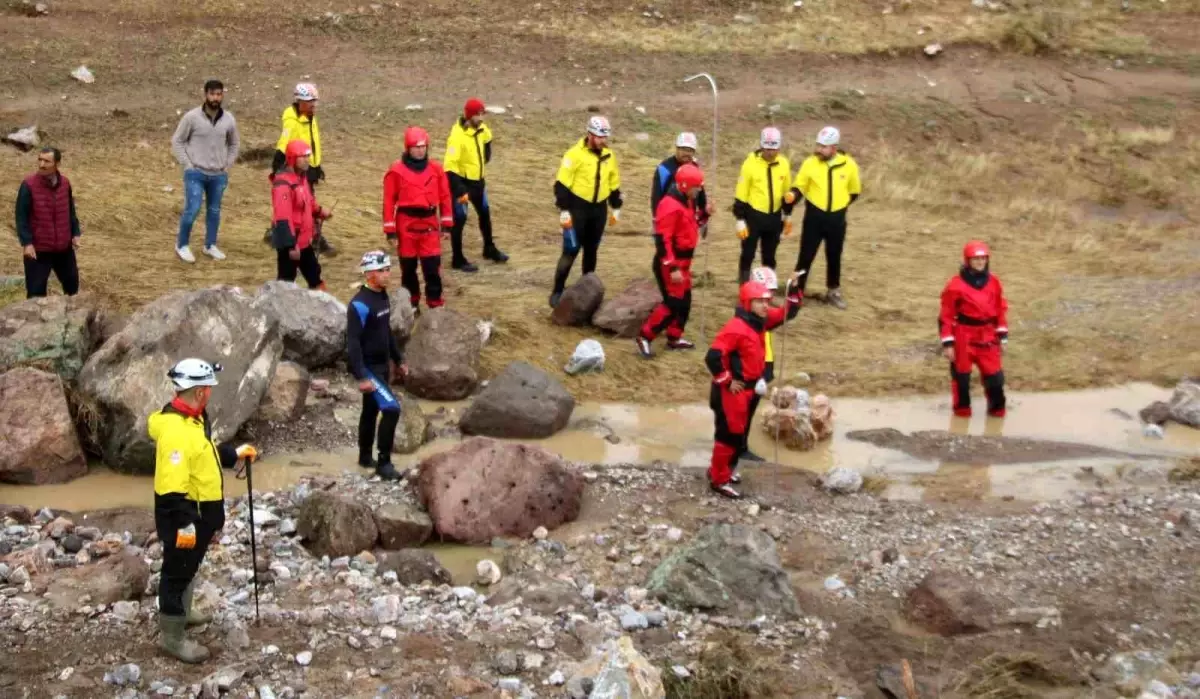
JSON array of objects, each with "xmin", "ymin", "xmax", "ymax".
[
  {"xmin": 472, "ymin": 127, "xmax": 484, "ymax": 180},
  {"xmin": 765, "ymin": 159, "xmax": 777, "ymax": 214},
  {"xmin": 592, "ymin": 151, "xmax": 611, "ymax": 204},
  {"xmin": 826, "ymin": 158, "xmax": 846, "ymax": 212}
]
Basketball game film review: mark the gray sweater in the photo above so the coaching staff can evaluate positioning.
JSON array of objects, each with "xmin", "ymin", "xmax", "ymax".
[{"xmin": 171, "ymin": 106, "xmax": 240, "ymax": 174}]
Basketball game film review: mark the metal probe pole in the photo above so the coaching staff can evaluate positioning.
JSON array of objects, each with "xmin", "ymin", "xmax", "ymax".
[{"xmin": 683, "ymin": 72, "xmax": 719, "ymax": 344}]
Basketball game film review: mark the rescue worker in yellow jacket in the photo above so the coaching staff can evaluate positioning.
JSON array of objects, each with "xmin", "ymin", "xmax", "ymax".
[
  {"xmin": 445, "ymin": 98, "xmax": 508, "ymax": 272},
  {"xmin": 550, "ymin": 116, "xmax": 623, "ymax": 308},
  {"xmin": 788, "ymin": 125, "xmax": 862, "ymax": 309},
  {"xmin": 733, "ymin": 127, "xmax": 793, "ymax": 284},
  {"xmin": 150, "ymin": 358, "xmax": 257, "ymax": 663},
  {"xmin": 269, "ymin": 83, "xmax": 336, "ymax": 255}
]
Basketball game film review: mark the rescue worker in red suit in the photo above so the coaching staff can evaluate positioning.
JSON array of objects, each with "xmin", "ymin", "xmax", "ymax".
[
  {"xmin": 636, "ymin": 163, "xmax": 707, "ymax": 358},
  {"xmin": 705, "ymin": 278, "xmax": 803, "ymax": 499},
  {"xmin": 383, "ymin": 127, "xmax": 453, "ymax": 309},
  {"xmin": 939, "ymin": 240, "xmax": 1008, "ymax": 417},
  {"xmin": 270, "ymin": 140, "xmax": 329, "ymax": 289}
]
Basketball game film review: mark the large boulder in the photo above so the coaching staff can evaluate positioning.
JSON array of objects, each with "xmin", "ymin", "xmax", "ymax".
[
  {"xmin": 297, "ymin": 491, "xmax": 379, "ymax": 558},
  {"xmin": 460, "ymin": 361, "xmax": 575, "ymax": 438},
  {"xmin": 592, "ymin": 279, "xmax": 659, "ymax": 338},
  {"xmin": 1168, "ymin": 379, "xmax": 1200, "ymax": 428},
  {"xmin": 0, "ymin": 368, "xmax": 87, "ymax": 485},
  {"xmin": 387, "ymin": 289, "xmax": 417, "ymax": 349},
  {"xmin": 404, "ymin": 308, "xmax": 482, "ymax": 400},
  {"xmin": 392, "ymin": 392, "xmax": 431, "ymax": 455},
  {"xmin": 255, "ymin": 361, "xmax": 309, "ymax": 423},
  {"xmin": 904, "ymin": 570, "xmax": 995, "ymax": 636},
  {"xmin": 646, "ymin": 524, "xmax": 798, "ymax": 619},
  {"xmin": 0, "ymin": 294, "xmax": 105, "ymax": 381},
  {"xmin": 416, "ymin": 438, "xmax": 584, "ymax": 544},
  {"xmin": 376, "ymin": 549, "xmax": 452, "ymax": 585},
  {"xmin": 76, "ymin": 287, "xmax": 282, "ymax": 474},
  {"xmin": 486, "ymin": 572, "xmax": 583, "ymax": 615},
  {"xmin": 373, "ymin": 503, "xmax": 433, "ymax": 549},
  {"xmin": 44, "ymin": 552, "xmax": 150, "ymax": 610},
  {"xmin": 252, "ymin": 281, "xmax": 346, "ymax": 369},
  {"xmin": 551, "ymin": 273, "xmax": 605, "ymax": 326}
]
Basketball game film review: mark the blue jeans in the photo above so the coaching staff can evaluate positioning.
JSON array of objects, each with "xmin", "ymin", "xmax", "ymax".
[{"xmin": 177, "ymin": 169, "xmax": 228, "ymax": 248}]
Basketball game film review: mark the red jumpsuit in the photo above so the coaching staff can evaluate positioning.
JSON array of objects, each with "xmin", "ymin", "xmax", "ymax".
[
  {"xmin": 939, "ymin": 269, "xmax": 1008, "ymax": 416},
  {"xmin": 705, "ymin": 293, "xmax": 801, "ymax": 486},
  {"xmin": 640, "ymin": 191, "xmax": 700, "ymax": 342},
  {"xmin": 270, "ymin": 170, "xmax": 325, "ymax": 289},
  {"xmin": 383, "ymin": 156, "xmax": 454, "ymax": 308}
]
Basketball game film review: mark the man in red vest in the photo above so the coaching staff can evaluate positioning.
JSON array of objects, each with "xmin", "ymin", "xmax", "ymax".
[
  {"xmin": 15, "ymin": 147, "xmax": 81, "ymax": 298},
  {"xmin": 382, "ymin": 127, "xmax": 453, "ymax": 310}
]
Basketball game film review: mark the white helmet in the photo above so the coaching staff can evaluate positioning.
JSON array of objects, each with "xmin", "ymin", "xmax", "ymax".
[
  {"xmin": 816, "ymin": 125, "xmax": 840, "ymax": 146},
  {"xmin": 168, "ymin": 358, "xmax": 221, "ymax": 390},
  {"xmin": 750, "ymin": 266, "xmax": 779, "ymax": 290},
  {"xmin": 760, "ymin": 127, "xmax": 782, "ymax": 150},
  {"xmin": 293, "ymin": 82, "xmax": 319, "ymax": 102},
  {"xmin": 359, "ymin": 250, "xmax": 391, "ymax": 273},
  {"xmin": 675, "ymin": 132, "xmax": 698, "ymax": 150},
  {"xmin": 587, "ymin": 116, "xmax": 611, "ymax": 137}
]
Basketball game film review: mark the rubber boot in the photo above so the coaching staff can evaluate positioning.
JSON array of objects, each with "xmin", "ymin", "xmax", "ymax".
[
  {"xmin": 159, "ymin": 614, "xmax": 210, "ymax": 664},
  {"xmin": 183, "ymin": 580, "xmax": 211, "ymax": 626}
]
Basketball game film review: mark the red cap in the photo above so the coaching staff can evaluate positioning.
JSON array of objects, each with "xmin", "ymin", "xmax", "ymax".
[
  {"xmin": 404, "ymin": 126, "xmax": 429, "ymax": 150},
  {"xmin": 464, "ymin": 98, "xmax": 485, "ymax": 119}
]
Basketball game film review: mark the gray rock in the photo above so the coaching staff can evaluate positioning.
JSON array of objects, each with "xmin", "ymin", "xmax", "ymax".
[
  {"xmin": 1168, "ymin": 380, "xmax": 1200, "ymax": 427},
  {"xmin": 0, "ymin": 294, "xmax": 106, "ymax": 381},
  {"xmin": 620, "ymin": 610, "xmax": 649, "ymax": 630},
  {"xmin": 4, "ymin": 125, "xmax": 39, "ymax": 150},
  {"xmin": 373, "ymin": 503, "xmax": 432, "ymax": 549},
  {"xmin": 493, "ymin": 649, "xmax": 520, "ymax": 675},
  {"xmin": 497, "ymin": 678, "xmax": 522, "ymax": 692},
  {"xmin": 460, "ymin": 361, "xmax": 575, "ymax": 439},
  {"xmin": 391, "ymin": 392, "xmax": 431, "ymax": 455},
  {"xmin": 0, "ymin": 368, "xmax": 87, "ymax": 485},
  {"xmin": 297, "ymin": 491, "xmax": 379, "ymax": 559},
  {"xmin": 375, "ymin": 549, "xmax": 451, "ymax": 586},
  {"xmin": 822, "ymin": 467, "xmax": 863, "ymax": 494},
  {"xmin": 295, "ymin": 650, "xmax": 312, "ymax": 666},
  {"xmin": 646, "ymin": 523, "xmax": 798, "ymax": 619},
  {"xmin": 255, "ymin": 361, "xmax": 309, "ymax": 423},
  {"xmin": 252, "ymin": 282, "xmax": 346, "ymax": 369},
  {"xmin": 386, "ymin": 289, "xmax": 417, "ymax": 349},
  {"xmin": 487, "ymin": 572, "xmax": 580, "ymax": 615},
  {"xmin": 404, "ymin": 308, "xmax": 481, "ymax": 400},
  {"xmin": 550, "ymin": 273, "xmax": 605, "ymax": 326},
  {"xmin": 104, "ymin": 663, "xmax": 142, "ymax": 687},
  {"xmin": 1093, "ymin": 650, "xmax": 1180, "ymax": 694}
]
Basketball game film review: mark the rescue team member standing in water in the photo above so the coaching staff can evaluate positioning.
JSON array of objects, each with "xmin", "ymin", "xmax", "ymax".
[
  {"xmin": 740, "ymin": 265, "xmax": 781, "ymax": 463},
  {"xmin": 939, "ymin": 240, "xmax": 1009, "ymax": 417},
  {"xmin": 550, "ymin": 116, "xmax": 623, "ymax": 308},
  {"xmin": 444, "ymin": 98, "xmax": 508, "ymax": 272},
  {"xmin": 383, "ymin": 127, "xmax": 454, "ymax": 311},
  {"xmin": 733, "ymin": 127, "xmax": 793, "ymax": 283},
  {"xmin": 636, "ymin": 162, "xmax": 706, "ymax": 357},
  {"xmin": 150, "ymin": 359, "xmax": 257, "ymax": 663},
  {"xmin": 270, "ymin": 140, "xmax": 330, "ymax": 289},
  {"xmin": 706, "ymin": 277, "xmax": 803, "ymax": 499},
  {"xmin": 347, "ymin": 251, "xmax": 406, "ymax": 481}
]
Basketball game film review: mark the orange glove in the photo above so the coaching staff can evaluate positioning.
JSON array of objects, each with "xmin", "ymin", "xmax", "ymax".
[
  {"xmin": 176, "ymin": 524, "xmax": 197, "ymax": 550},
  {"xmin": 235, "ymin": 444, "xmax": 258, "ymax": 463},
  {"xmin": 608, "ymin": 208, "xmax": 622, "ymax": 227},
  {"xmin": 783, "ymin": 215, "xmax": 794, "ymax": 238},
  {"xmin": 457, "ymin": 194, "xmax": 470, "ymax": 205},
  {"xmin": 735, "ymin": 220, "xmax": 749, "ymax": 240},
  {"xmin": 784, "ymin": 191, "xmax": 797, "ymax": 206}
]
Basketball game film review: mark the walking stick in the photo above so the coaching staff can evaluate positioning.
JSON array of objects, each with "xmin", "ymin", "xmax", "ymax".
[
  {"xmin": 684, "ymin": 73, "xmax": 719, "ymax": 344},
  {"xmin": 235, "ymin": 456, "xmax": 261, "ymax": 625}
]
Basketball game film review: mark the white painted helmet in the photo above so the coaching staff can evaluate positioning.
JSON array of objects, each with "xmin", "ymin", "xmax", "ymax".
[
  {"xmin": 675, "ymin": 132, "xmax": 698, "ymax": 150},
  {"xmin": 293, "ymin": 82, "xmax": 319, "ymax": 102},
  {"xmin": 750, "ymin": 266, "xmax": 779, "ymax": 290},
  {"xmin": 587, "ymin": 116, "xmax": 612, "ymax": 137},
  {"xmin": 760, "ymin": 126, "xmax": 782, "ymax": 150},
  {"xmin": 168, "ymin": 358, "xmax": 221, "ymax": 390},
  {"xmin": 816, "ymin": 125, "xmax": 840, "ymax": 146},
  {"xmin": 359, "ymin": 250, "xmax": 391, "ymax": 273}
]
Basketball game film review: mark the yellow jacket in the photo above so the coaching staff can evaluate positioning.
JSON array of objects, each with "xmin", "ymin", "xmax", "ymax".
[
  {"xmin": 150, "ymin": 404, "xmax": 236, "ymax": 530},
  {"xmin": 555, "ymin": 139, "xmax": 622, "ymax": 207},
  {"xmin": 444, "ymin": 119, "xmax": 493, "ymax": 182},
  {"xmin": 792, "ymin": 152, "xmax": 861, "ymax": 213},
  {"xmin": 276, "ymin": 105, "xmax": 321, "ymax": 167},
  {"xmin": 735, "ymin": 151, "xmax": 792, "ymax": 216}
]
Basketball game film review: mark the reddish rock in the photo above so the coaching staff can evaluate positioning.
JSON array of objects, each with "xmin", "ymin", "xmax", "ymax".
[
  {"xmin": 0, "ymin": 368, "xmax": 87, "ymax": 485},
  {"xmin": 551, "ymin": 273, "xmax": 605, "ymax": 326},
  {"xmin": 904, "ymin": 570, "xmax": 995, "ymax": 636},
  {"xmin": 2, "ymin": 546, "xmax": 54, "ymax": 577},
  {"xmin": 416, "ymin": 438, "xmax": 584, "ymax": 544},
  {"xmin": 592, "ymin": 279, "xmax": 659, "ymax": 338},
  {"xmin": 405, "ymin": 308, "xmax": 482, "ymax": 400},
  {"xmin": 373, "ymin": 503, "xmax": 433, "ymax": 550},
  {"xmin": 45, "ymin": 552, "xmax": 150, "ymax": 610}
]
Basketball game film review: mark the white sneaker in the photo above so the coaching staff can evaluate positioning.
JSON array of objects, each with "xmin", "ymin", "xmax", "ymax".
[
  {"xmin": 203, "ymin": 246, "xmax": 226, "ymax": 261},
  {"xmin": 176, "ymin": 246, "xmax": 196, "ymax": 264}
]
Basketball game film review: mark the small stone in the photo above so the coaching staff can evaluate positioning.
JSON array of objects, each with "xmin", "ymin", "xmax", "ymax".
[
  {"xmin": 824, "ymin": 575, "xmax": 846, "ymax": 592},
  {"xmin": 620, "ymin": 610, "xmax": 649, "ymax": 630},
  {"xmin": 822, "ymin": 467, "xmax": 863, "ymax": 494},
  {"xmin": 452, "ymin": 586, "xmax": 477, "ymax": 602},
  {"xmin": 631, "ymin": 555, "xmax": 644, "ymax": 567},
  {"xmin": 404, "ymin": 104, "xmax": 423, "ymax": 111},
  {"xmin": 225, "ymin": 622, "xmax": 251, "ymax": 650},
  {"xmin": 1143, "ymin": 424, "xmax": 1165, "ymax": 439},
  {"xmin": 645, "ymin": 611, "xmax": 666, "ymax": 627},
  {"xmin": 583, "ymin": 472, "xmax": 599, "ymax": 483},
  {"xmin": 295, "ymin": 650, "xmax": 313, "ymax": 666},
  {"xmin": 59, "ymin": 667, "xmax": 74, "ymax": 681},
  {"xmin": 625, "ymin": 587, "xmax": 648, "ymax": 605},
  {"xmin": 746, "ymin": 503, "xmax": 761, "ymax": 517},
  {"xmin": 484, "ymin": 106, "xmax": 507, "ymax": 115},
  {"xmin": 347, "ymin": 636, "xmax": 362, "ymax": 650},
  {"xmin": 476, "ymin": 559, "xmax": 502, "ymax": 586},
  {"xmin": 523, "ymin": 652, "xmax": 545, "ymax": 670},
  {"xmin": 9, "ymin": 567, "xmax": 30, "ymax": 585},
  {"xmin": 111, "ymin": 600, "xmax": 139, "ymax": 622},
  {"xmin": 263, "ymin": 645, "xmax": 281, "ymax": 656},
  {"xmin": 104, "ymin": 663, "xmax": 141, "ymax": 687},
  {"xmin": 548, "ymin": 670, "xmax": 565, "ymax": 686},
  {"xmin": 494, "ymin": 650, "xmax": 520, "ymax": 675},
  {"xmin": 258, "ymin": 687, "xmax": 277, "ymax": 699},
  {"xmin": 672, "ymin": 666, "xmax": 691, "ymax": 679},
  {"xmin": 666, "ymin": 527, "xmax": 683, "ymax": 542},
  {"xmin": 923, "ymin": 42, "xmax": 943, "ymax": 56},
  {"xmin": 532, "ymin": 526, "xmax": 549, "ymax": 541},
  {"xmin": 71, "ymin": 65, "xmax": 95, "ymax": 83},
  {"xmin": 536, "ymin": 637, "xmax": 556, "ymax": 650},
  {"xmin": 498, "ymin": 678, "xmax": 522, "ymax": 692}
]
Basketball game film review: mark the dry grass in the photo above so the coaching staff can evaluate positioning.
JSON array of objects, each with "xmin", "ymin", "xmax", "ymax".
[
  {"xmin": 949, "ymin": 652, "xmax": 1071, "ymax": 698},
  {"xmin": 662, "ymin": 631, "xmax": 775, "ymax": 699}
]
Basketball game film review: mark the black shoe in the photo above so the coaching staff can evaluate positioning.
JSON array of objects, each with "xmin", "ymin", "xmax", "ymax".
[
  {"xmin": 635, "ymin": 336, "xmax": 653, "ymax": 359},
  {"xmin": 549, "ymin": 292, "xmax": 562, "ymax": 308},
  {"xmin": 666, "ymin": 338, "xmax": 695, "ymax": 351},
  {"xmin": 739, "ymin": 450, "xmax": 765, "ymax": 463},
  {"xmin": 452, "ymin": 259, "xmax": 479, "ymax": 273},
  {"xmin": 375, "ymin": 462, "xmax": 406, "ymax": 481},
  {"xmin": 262, "ymin": 229, "xmax": 273, "ymax": 244},
  {"xmin": 357, "ymin": 456, "xmax": 376, "ymax": 469},
  {"xmin": 711, "ymin": 483, "xmax": 742, "ymax": 499},
  {"xmin": 483, "ymin": 246, "xmax": 509, "ymax": 263},
  {"xmin": 316, "ymin": 236, "xmax": 337, "ymax": 257}
]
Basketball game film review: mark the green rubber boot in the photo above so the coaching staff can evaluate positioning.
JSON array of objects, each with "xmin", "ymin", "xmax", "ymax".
[
  {"xmin": 183, "ymin": 580, "xmax": 211, "ymax": 626},
  {"xmin": 159, "ymin": 614, "xmax": 210, "ymax": 664}
]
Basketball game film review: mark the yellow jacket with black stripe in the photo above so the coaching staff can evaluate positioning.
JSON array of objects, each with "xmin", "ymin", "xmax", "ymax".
[
  {"xmin": 763, "ymin": 330, "xmax": 775, "ymax": 382},
  {"xmin": 734, "ymin": 151, "xmax": 792, "ymax": 218},
  {"xmin": 554, "ymin": 139, "xmax": 623, "ymax": 211},
  {"xmin": 275, "ymin": 105, "xmax": 321, "ymax": 167},
  {"xmin": 149, "ymin": 403, "xmax": 237, "ymax": 532},
  {"xmin": 444, "ymin": 118, "xmax": 493, "ymax": 184},
  {"xmin": 791, "ymin": 152, "xmax": 862, "ymax": 213}
]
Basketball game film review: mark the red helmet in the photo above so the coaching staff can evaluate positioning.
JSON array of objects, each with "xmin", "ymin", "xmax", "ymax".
[
  {"xmin": 464, "ymin": 98, "xmax": 485, "ymax": 118},
  {"xmin": 284, "ymin": 139, "xmax": 312, "ymax": 167},
  {"xmin": 404, "ymin": 126, "xmax": 429, "ymax": 150},
  {"xmin": 739, "ymin": 281, "xmax": 773, "ymax": 311},
  {"xmin": 963, "ymin": 240, "xmax": 990, "ymax": 261},
  {"xmin": 675, "ymin": 163, "xmax": 704, "ymax": 194}
]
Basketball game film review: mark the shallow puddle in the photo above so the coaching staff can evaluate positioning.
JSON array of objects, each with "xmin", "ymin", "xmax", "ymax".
[{"xmin": 1, "ymin": 383, "xmax": 1194, "ymax": 513}]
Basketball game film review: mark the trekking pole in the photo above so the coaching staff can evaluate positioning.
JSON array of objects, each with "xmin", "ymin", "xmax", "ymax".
[
  {"xmin": 773, "ymin": 272, "xmax": 805, "ymax": 463},
  {"xmin": 684, "ymin": 72, "xmax": 718, "ymax": 344},
  {"xmin": 235, "ymin": 456, "xmax": 261, "ymax": 625}
]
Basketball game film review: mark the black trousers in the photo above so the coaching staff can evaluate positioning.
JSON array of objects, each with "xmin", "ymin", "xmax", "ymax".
[
  {"xmin": 739, "ymin": 210, "xmax": 782, "ymax": 279},
  {"xmin": 359, "ymin": 364, "xmax": 400, "ymax": 464},
  {"xmin": 276, "ymin": 247, "xmax": 323, "ymax": 288},
  {"xmin": 450, "ymin": 180, "xmax": 494, "ymax": 263},
  {"xmin": 399, "ymin": 256, "xmax": 442, "ymax": 307},
  {"xmin": 794, "ymin": 207, "xmax": 847, "ymax": 292},
  {"xmin": 553, "ymin": 204, "xmax": 607, "ymax": 294},
  {"xmin": 24, "ymin": 248, "xmax": 79, "ymax": 298},
  {"xmin": 156, "ymin": 519, "xmax": 216, "ymax": 617}
]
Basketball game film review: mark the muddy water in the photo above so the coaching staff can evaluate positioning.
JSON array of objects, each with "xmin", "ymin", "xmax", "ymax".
[{"xmin": 1, "ymin": 383, "xmax": 1195, "ymax": 516}]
